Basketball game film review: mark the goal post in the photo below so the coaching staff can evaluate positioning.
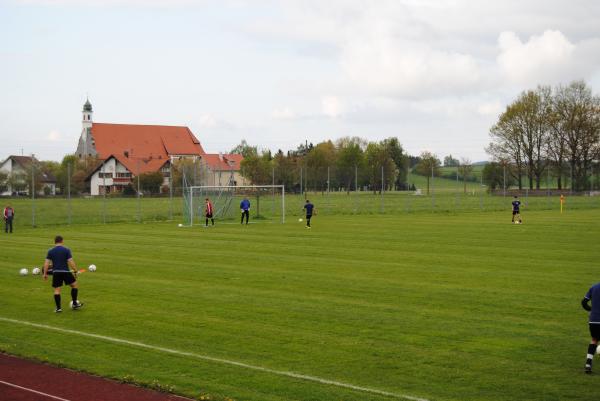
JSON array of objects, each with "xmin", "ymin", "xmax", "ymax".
[{"xmin": 183, "ymin": 185, "xmax": 285, "ymax": 226}]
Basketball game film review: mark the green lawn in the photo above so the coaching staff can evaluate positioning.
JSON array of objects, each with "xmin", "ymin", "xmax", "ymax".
[{"xmin": 1, "ymin": 210, "xmax": 599, "ymax": 401}]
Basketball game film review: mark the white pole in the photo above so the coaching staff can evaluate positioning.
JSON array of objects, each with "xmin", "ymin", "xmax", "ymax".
[
  {"xmin": 282, "ymin": 185, "xmax": 285, "ymax": 224},
  {"xmin": 189, "ymin": 187, "xmax": 193, "ymax": 226}
]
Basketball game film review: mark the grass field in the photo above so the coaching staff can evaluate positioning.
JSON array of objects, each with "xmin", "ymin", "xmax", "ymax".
[{"xmin": 1, "ymin": 209, "xmax": 599, "ymax": 400}]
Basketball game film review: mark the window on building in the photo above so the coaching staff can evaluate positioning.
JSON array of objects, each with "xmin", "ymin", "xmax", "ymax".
[{"xmin": 116, "ymin": 172, "xmax": 132, "ymax": 178}]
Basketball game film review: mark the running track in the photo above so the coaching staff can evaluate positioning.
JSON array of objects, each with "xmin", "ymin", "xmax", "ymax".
[{"xmin": 0, "ymin": 353, "xmax": 195, "ymax": 401}]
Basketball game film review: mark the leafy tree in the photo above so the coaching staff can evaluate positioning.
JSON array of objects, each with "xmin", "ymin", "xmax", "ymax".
[
  {"xmin": 414, "ymin": 151, "xmax": 441, "ymax": 195},
  {"xmin": 240, "ymin": 152, "xmax": 272, "ymax": 185},
  {"xmin": 365, "ymin": 142, "xmax": 397, "ymax": 194},
  {"xmin": 444, "ymin": 155, "xmax": 459, "ymax": 167},
  {"xmin": 381, "ymin": 137, "xmax": 407, "ymax": 189},
  {"xmin": 482, "ymin": 161, "xmax": 515, "ymax": 191},
  {"xmin": 138, "ymin": 171, "xmax": 164, "ymax": 194},
  {"xmin": 336, "ymin": 137, "xmax": 366, "ymax": 193},
  {"xmin": 230, "ymin": 139, "xmax": 258, "ymax": 159},
  {"xmin": 305, "ymin": 141, "xmax": 337, "ymax": 192},
  {"xmin": 458, "ymin": 158, "xmax": 474, "ymax": 194}
]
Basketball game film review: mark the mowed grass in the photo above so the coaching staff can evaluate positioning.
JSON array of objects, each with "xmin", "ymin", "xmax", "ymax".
[{"xmin": 0, "ymin": 210, "xmax": 599, "ymax": 401}]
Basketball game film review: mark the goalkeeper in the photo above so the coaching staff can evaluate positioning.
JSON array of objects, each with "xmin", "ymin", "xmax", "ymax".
[{"xmin": 240, "ymin": 197, "xmax": 250, "ymax": 225}]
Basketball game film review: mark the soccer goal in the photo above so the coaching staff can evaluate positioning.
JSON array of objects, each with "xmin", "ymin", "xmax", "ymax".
[{"xmin": 183, "ymin": 185, "xmax": 285, "ymax": 226}]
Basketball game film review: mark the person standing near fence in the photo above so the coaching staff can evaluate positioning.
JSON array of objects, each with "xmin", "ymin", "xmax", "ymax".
[
  {"xmin": 303, "ymin": 199, "xmax": 315, "ymax": 229},
  {"xmin": 4, "ymin": 204, "xmax": 14, "ymax": 234},
  {"xmin": 43, "ymin": 235, "xmax": 83, "ymax": 313},
  {"xmin": 204, "ymin": 198, "xmax": 215, "ymax": 227},
  {"xmin": 240, "ymin": 197, "xmax": 250, "ymax": 225}
]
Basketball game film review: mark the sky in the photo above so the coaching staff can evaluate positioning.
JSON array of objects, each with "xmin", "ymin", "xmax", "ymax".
[{"xmin": 1, "ymin": 0, "xmax": 600, "ymax": 163}]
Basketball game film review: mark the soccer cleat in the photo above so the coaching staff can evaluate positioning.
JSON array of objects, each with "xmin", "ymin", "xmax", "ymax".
[
  {"xmin": 72, "ymin": 301, "xmax": 84, "ymax": 310},
  {"xmin": 585, "ymin": 364, "xmax": 592, "ymax": 374},
  {"xmin": 55, "ymin": 308, "xmax": 62, "ymax": 313}
]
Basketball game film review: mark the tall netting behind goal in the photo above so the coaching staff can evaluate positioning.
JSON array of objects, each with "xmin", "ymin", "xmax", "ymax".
[{"xmin": 183, "ymin": 185, "xmax": 285, "ymax": 226}]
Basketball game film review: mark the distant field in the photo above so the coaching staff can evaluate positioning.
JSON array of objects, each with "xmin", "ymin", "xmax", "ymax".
[
  {"xmin": 1, "ymin": 209, "xmax": 599, "ymax": 401},
  {"xmin": 3, "ymin": 181, "xmax": 599, "ymax": 228}
]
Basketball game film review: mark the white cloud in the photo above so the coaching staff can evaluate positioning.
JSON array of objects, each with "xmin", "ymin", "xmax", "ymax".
[
  {"xmin": 47, "ymin": 130, "xmax": 61, "ymax": 141},
  {"xmin": 321, "ymin": 96, "xmax": 344, "ymax": 118},
  {"xmin": 497, "ymin": 30, "xmax": 576, "ymax": 85},
  {"xmin": 272, "ymin": 107, "xmax": 297, "ymax": 120}
]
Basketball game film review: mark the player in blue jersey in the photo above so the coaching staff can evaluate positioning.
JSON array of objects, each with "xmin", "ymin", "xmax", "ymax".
[
  {"xmin": 303, "ymin": 199, "xmax": 315, "ymax": 228},
  {"xmin": 582, "ymin": 283, "xmax": 600, "ymax": 373},
  {"xmin": 43, "ymin": 235, "xmax": 83, "ymax": 313},
  {"xmin": 511, "ymin": 195, "xmax": 522, "ymax": 224},
  {"xmin": 240, "ymin": 197, "xmax": 250, "ymax": 225}
]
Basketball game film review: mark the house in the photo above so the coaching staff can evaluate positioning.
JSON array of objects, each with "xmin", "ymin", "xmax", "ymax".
[
  {"xmin": 202, "ymin": 153, "xmax": 246, "ymax": 187},
  {"xmin": 0, "ymin": 155, "xmax": 57, "ymax": 196},
  {"xmin": 75, "ymin": 99, "xmax": 243, "ymax": 195}
]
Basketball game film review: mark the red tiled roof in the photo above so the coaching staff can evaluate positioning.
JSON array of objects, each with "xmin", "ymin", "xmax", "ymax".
[
  {"xmin": 203, "ymin": 153, "xmax": 243, "ymax": 171},
  {"xmin": 91, "ymin": 123, "xmax": 205, "ymax": 160},
  {"xmin": 86, "ymin": 154, "xmax": 169, "ymax": 180}
]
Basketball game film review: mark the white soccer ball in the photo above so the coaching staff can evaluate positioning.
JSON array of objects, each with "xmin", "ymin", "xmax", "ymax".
[
  {"xmin": 19, "ymin": 268, "xmax": 28, "ymax": 276},
  {"xmin": 88, "ymin": 264, "xmax": 97, "ymax": 272},
  {"xmin": 178, "ymin": 223, "xmax": 183, "ymax": 227},
  {"xmin": 32, "ymin": 267, "xmax": 41, "ymax": 275},
  {"xmin": 299, "ymin": 218, "xmax": 303, "ymax": 222}
]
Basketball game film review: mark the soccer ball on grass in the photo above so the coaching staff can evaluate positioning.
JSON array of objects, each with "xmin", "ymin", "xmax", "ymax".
[
  {"xmin": 32, "ymin": 267, "xmax": 41, "ymax": 275},
  {"xmin": 88, "ymin": 264, "xmax": 97, "ymax": 272},
  {"xmin": 298, "ymin": 218, "xmax": 303, "ymax": 222},
  {"xmin": 19, "ymin": 268, "xmax": 28, "ymax": 276}
]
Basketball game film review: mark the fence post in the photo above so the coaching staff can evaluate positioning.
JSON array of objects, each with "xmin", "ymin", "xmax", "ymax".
[
  {"xmin": 169, "ymin": 161, "xmax": 173, "ymax": 221},
  {"xmin": 31, "ymin": 154, "xmax": 35, "ymax": 228},
  {"xmin": 137, "ymin": 159, "xmax": 141, "ymax": 223},
  {"xmin": 380, "ymin": 165, "xmax": 384, "ymax": 213},
  {"xmin": 67, "ymin": 162, "xmax": 72, "ymax": 225}
]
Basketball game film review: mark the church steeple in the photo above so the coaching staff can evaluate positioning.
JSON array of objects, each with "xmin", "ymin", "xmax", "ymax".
[{"xmin": 82, "ymin": 98, "xmax": 93, "ymax": 129}]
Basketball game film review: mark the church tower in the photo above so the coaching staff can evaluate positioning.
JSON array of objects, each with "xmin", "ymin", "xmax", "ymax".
[
  {"xmin": 82, "ymin": 98, "xmax": 93, "ymax": 128},
  {"xmin": 75, "ymin": 98, "xmax": 97, "ymax": 158}
]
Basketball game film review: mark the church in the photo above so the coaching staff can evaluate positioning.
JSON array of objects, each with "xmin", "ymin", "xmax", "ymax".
[{"xmin": 75, "ymin": 99, "xmax": 244, "ymax": 195}]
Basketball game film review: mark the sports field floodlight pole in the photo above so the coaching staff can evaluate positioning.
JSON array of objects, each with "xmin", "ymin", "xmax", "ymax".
[
  {"xmin": 31, "ymin": 154, "xmax": 35, "ymax": 228},
  {"xmin": 137, "ymin": 159, "xmax": 141, "ymax": 223},
  {"xmin": 355, "ymin": 165, "xmax": 358, "ymax": 192},
  {"xmin": 380, "ymin": 165, "xmax": 384, "ymax": 213},
  {"xmin": 503, "ymin": 164, "xmax": 506, "ymax": 197},
  {"xmin": 102, "ymin": 166, "xmax": 106, "ymax": 224},
  {"xmin": 169, "ymin": 161, "xmax": 173, "ymax": 221},
  {"xmin": 67, "ymin": 162, "xmax": 72, "ymax": 225}
]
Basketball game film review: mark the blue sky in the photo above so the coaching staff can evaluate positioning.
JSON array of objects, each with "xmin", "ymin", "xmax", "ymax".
[{"xmin": 1, "ymin": 0, "xmax": 600, "ymax": 162}]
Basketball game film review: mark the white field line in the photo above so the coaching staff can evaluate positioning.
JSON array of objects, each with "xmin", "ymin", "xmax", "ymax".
[
  {"xmin": 0, "ymin": 317, "xmax": 429, "ymax": 401},
  {"xmin": 0, "ymin": 380, "xmax": 73, "ymax": 401}
]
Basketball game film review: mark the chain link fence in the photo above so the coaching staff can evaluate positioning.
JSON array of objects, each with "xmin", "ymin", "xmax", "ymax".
[{"xmin": 1, "ymin": 161, "xmax": 599, "ymax": 229}]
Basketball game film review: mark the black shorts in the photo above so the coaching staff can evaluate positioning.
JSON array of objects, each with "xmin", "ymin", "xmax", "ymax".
[
  {"xmin": 512, "ymin": 210, "xmax": 519, "ymax": 215},
  {"xmin": 206, "ymin": 213, "xmax": 213, "ymax": 218},
  {"xmin": 590, "ymin": 323, "xmax": 600, "ymax": 339},
  {"xmin": 52, "ymin": 271, "xmax": 76, "ymax": 288},
  {"xmin": 306, "ymin": 214, "xmax": 312, "ymax": 219}
]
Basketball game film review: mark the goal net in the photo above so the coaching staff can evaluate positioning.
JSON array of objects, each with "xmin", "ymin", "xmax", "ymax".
[{"xmin": 183, "ymin": 185, "xmax": 285, "ymax": 226}]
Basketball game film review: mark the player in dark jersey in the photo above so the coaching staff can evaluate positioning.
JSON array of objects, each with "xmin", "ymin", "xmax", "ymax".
[
  {"xmin": 582, "ymin": 283, "xmax": 600, "ymax": 373},
  {"xmin": 303, "ymin": 200, "xmax": 315, "ymax": 228},
  {"xmin": 43, "ymin": 235, "xmax": 83, "ymax": 313},
  {"xmin": 511, "ymin": 196, "xmax": 522, "ymax": 224}
]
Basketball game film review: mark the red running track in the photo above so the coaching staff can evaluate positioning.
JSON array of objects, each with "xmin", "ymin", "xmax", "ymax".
[{"xmin": 0, "ymin": 353, "xmax": 195, "ymax": 401}]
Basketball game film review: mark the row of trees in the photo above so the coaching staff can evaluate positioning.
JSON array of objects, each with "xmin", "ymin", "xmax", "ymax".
[
  {"xmin": 487, "ymin": 80, "xmax": 600, "ymax": 191},
  {"xmin": 232, "ymin": 137, "xmax": 411, "ymax": 193},
  {"xmin": 231, "ymin": 138, "xmax": 475, "ymax": 195}
]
